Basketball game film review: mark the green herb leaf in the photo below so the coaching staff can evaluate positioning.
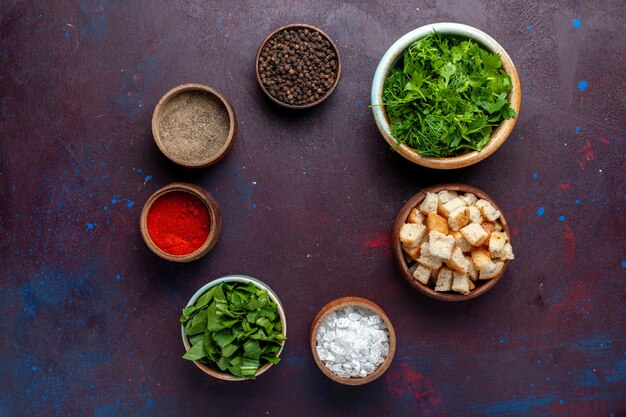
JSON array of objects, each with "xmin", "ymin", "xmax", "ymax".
[
  {"xmin": 181, "ymin": 282, "xmax": 285, "ymax": 379},
  {"xmin": 214, "ymin": 330, "xmax": 237, "ymax": 348},
  {"xmin": 240, "ymin": 357, "xmax": 260, "ymax": 379},
  {"xmin": 189, "ymin": 333, "xmax": 203, "ymax": 346},
  {"xmin": 180, "ymin": 286, "xmax": 216, "ymax": 322},
  {"xmin": 216, "ymin": 356, "xmax": 230, "ymax": 371},
  {"xmin": 185, "ymin": 309, "xmax": 208, "ymax": 336},
  {"xmin": 243, "ymin": 339, "xmax": 261, "ymax": 360},
  {"xmin": 182, "ymin": 341, "xmax": 206, "ymax": 361},
  {"xmin": 221, "ymin": 344, "xmax": 239, "ymax": 357},
  {"xmin": 261, "ymin": 355, "xmax": 281, "ymax": 364},
  {"xmin": 246, "ymin": 311, "xmax": 258, "ymax": 323},
  {"xmin": 382, "ymin": 31, "xmax": 517, "ymax": 157}
]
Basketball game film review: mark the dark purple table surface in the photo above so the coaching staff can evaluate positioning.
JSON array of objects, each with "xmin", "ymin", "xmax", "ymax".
[{"xmin": 1, "ymin": 1, "xmax": 625, "ymax": 416}]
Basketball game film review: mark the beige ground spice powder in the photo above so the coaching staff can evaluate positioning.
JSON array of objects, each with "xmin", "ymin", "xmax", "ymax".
[{"xmin": 158, "ymin": 91, "xmax": 230, "ymax": 163}]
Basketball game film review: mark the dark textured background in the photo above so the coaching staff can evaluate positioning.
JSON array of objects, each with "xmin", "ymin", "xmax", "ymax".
[{"xmin": 1, "ymin": 1, "xmax": 625, "ymax": 416}]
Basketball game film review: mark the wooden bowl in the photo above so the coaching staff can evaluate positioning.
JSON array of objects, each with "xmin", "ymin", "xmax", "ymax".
[
  {"xmin": 256, "ymin": 23, "xmax": 341, "ymax": 109},
  {"xmin": 371, "ymin": 23, "xmax": 521, "ymax": 169},
  {"xmin": 392, "ymin": 183, "xmax": 511, "ymax": 301},
  {"xmin": 140, "ymin": 182, "xmax": 221, "ymax": 262},
  {"xmin": 310, "ymin": 297, "xmax": 396, "ymax": 385},
  {"xmin": 181, "ymin": 275, "xmax": 287, "ymax": 381},
  {"xmin": 152, "ymin": 83, "xmax": 237, "ymax": 168}
]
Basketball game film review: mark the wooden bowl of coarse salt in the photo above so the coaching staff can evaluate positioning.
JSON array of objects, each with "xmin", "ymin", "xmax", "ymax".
[
  {"xmin": 152, "ymin": 83, "xmax": 237, "ymax": 168},
  {"xmin": 310, "ymin": 297, "xmax": 396, "ymax": 385}
]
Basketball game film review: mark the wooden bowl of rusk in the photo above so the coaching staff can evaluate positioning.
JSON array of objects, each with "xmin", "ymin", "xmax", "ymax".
[
  {"xmin": 310, "ymin": 297, "xmax": 396, "ymax": 385},
  {"xmin": 392, "ymin": 183, "xmax": 514, "ymax": 301}
]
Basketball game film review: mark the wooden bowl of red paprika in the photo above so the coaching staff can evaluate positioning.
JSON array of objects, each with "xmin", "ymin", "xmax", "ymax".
[{"xmin": 140, "ymin": 183, "xmax": 221, "ymax": 262}]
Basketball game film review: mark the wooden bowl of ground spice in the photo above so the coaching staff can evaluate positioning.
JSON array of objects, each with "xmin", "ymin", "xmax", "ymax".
[
  {"xmin": 140, "ymin": 182, "xmax": 221, "ymax": 262},
  {"xmin": 310, "ymin": 297, "xmax": 396, "ymax": 385},
  {"xmin": 152, "ymin": 84, "xmax": 236, "ymax": 168},
  {"xmin": 256, "ymin": 24, "xmax": 341, "ymax": 109}
]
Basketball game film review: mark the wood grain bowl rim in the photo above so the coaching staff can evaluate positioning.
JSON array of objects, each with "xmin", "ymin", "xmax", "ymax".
[
  {"xmin": 256, "ymin": 23, "xmax": 342, "ymax": 109},
  {"xmin": 181, "ymin": 275, "xmax": 287, "ymax": 381},
  {"xmin": 140, "ymin": 182, "xmax": 221, "ymax": 263},
  {"xmin": 152, "ymin": 83, "xmax": 237, "ymax": 168},
  {"xmin": 310, "ymin": 296, "xmax": 396, "ymax": 385},
  {"xmin": 392, "ymin": 183, "xmax": 511, "ymax": 301},
  {"xmin": 371, "ymin": 22, "xmax": 521, "ymax": 169}
]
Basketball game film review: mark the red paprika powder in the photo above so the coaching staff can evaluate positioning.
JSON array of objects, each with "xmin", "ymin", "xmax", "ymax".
[{"xmin": 146, "ymin": 191, "xmax": 210, "ymax": 255}]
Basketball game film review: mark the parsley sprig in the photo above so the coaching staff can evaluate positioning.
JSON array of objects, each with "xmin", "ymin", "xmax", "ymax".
[{"xmin": 382, "ymin": 32, "xmax": 517, "ymax": 157}]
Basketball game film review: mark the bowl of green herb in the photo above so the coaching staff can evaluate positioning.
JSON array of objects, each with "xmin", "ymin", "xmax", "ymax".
[
  {"xmin": 372, "ymin": 23, "xmax": 521, "ymax": 169},
  {"xmin": 180, "ymin": 275, "xmax": 287, "ymax": 380}
]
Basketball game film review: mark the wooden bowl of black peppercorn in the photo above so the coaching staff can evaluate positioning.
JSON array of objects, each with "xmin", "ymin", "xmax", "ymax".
[{"xmin": 256, "ymin": 24, "xmax": 341, "ymax": 109}]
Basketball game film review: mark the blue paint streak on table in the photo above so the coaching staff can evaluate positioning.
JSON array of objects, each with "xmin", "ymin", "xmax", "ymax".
[{"xmin": 1, "ymin": 1, "xmax": 624, "ymax": 416}]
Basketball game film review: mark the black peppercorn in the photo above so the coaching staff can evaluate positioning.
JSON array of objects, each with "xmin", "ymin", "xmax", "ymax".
[{"xmin": 258, "ymin": 26, "xmax": 339, "ymax": 106}]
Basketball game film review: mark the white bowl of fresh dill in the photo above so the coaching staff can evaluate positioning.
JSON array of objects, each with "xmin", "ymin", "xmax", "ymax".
[{"xmin": 372, "ymin": 23, "xmax": 521, "ymax": 169}]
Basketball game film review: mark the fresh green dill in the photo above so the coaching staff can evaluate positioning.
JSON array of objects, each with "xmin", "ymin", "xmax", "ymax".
[{"xmin": 382, "ymin": 31, "xmax": 517, "ymax": 158}]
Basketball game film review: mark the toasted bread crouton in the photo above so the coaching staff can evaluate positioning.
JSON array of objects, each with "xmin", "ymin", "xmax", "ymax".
[
  {"xmin": 460, "ymin": 223, "xmax": 489, "ymax": 246},
  {"xmin": 412, "ymin": 264, "xmax": 432, "ymax": 285},
  {"xmin": 479, "ymin": 260, "xmax": 505, "ymax": 280},
  {"xmin": 434, "ymin": 267, "xmax": 453, "ymax": 292},
  {"xmin": 461, "ymin": 193, "xmax": 478, "ymax": 206},
  {"xmin": 451, "ymin": 271, "xmax": 471, "ymax": 295},
  {"xmin": 445, "ymin": 246, "xmax": 470, "ymax": 273},
  {"xmin": 471, "ymin": 247, "xmax": 492, "ymax": 270},
  {"xmin": 481, "ymin": 222, "xmax": 495, "ymax": 245},
  {"xmin": 417, "ymin": 242, "xmax": 443, "ymax": 270},
  {"xmin": 468, "ymin": 278, "xmax": 476, "ymax": 290},
  {"xmin": 489, "ymin": 231, "xmax": 508, "ymax": 254},
  {"xmin": 468, "ymin": 258, "xmax": 478, "ymax": 281},
  {"xmin": 430, "ymin": 268, "xmax": 439, "ymax": 283},
  {"xmin": 448, "ymin": 206, "xmax": 470, "ymax": 231},
  {"xmin": 429, "ymin": 231, "xmax": 455, "ymax": 260},
  {"xmin": 468, "ymin": 205, "xmax": 483, "ymax": 224},
  {"xmin": 403, "ymin": 244, "xmax": 421, "ymax": 260},
  {"xmin": 493, "ymin": 242, "xmax": 515, "ymax": 260},
  {"xmin": 458, "ymin": 194, "xmax": 472, "ymax": 206},
  {"xmin": 399, "ymin": 223, "xmax": 427, "ymax": 247},
  {"xmin": 494, "ymin": 221, "xmax": 503, "ymax": 232},
  {"xmin": 427, "ymin": 212, "xmax": 449, "ymax": 235},
  {"xmin": 419, "ymin": 192, "xmax": 439, "ymax": 214},
  {"xmin": 407, "ymin": 208, "xmax": 425, "ymax": 225},
  {"xmin": 451, "ymin": 231, "xmax": 472, "ymax": 253},
  {"xmin": 437, "ymin": 190, "xmax": 458, "ymax": 205},
  {"xmin": 475, "ymin": 199, "xmax": 501, "ymax": 221},
  {"xmin": 439, "ymin": 197, "xmax": 466, "ymax": 218}
]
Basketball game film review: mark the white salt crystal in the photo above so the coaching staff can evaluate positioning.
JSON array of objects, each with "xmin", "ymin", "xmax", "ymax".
[
  {"xmin": 315, "ymin": 306, "xmax": 390, "ymax": 379},
  {"xmin": 336, "ymin": 317, "xmax": 350, "ymax": 328},
  {"xmin": 348, "ymin": 312, "xmax": 361, "ymax": 321}
]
